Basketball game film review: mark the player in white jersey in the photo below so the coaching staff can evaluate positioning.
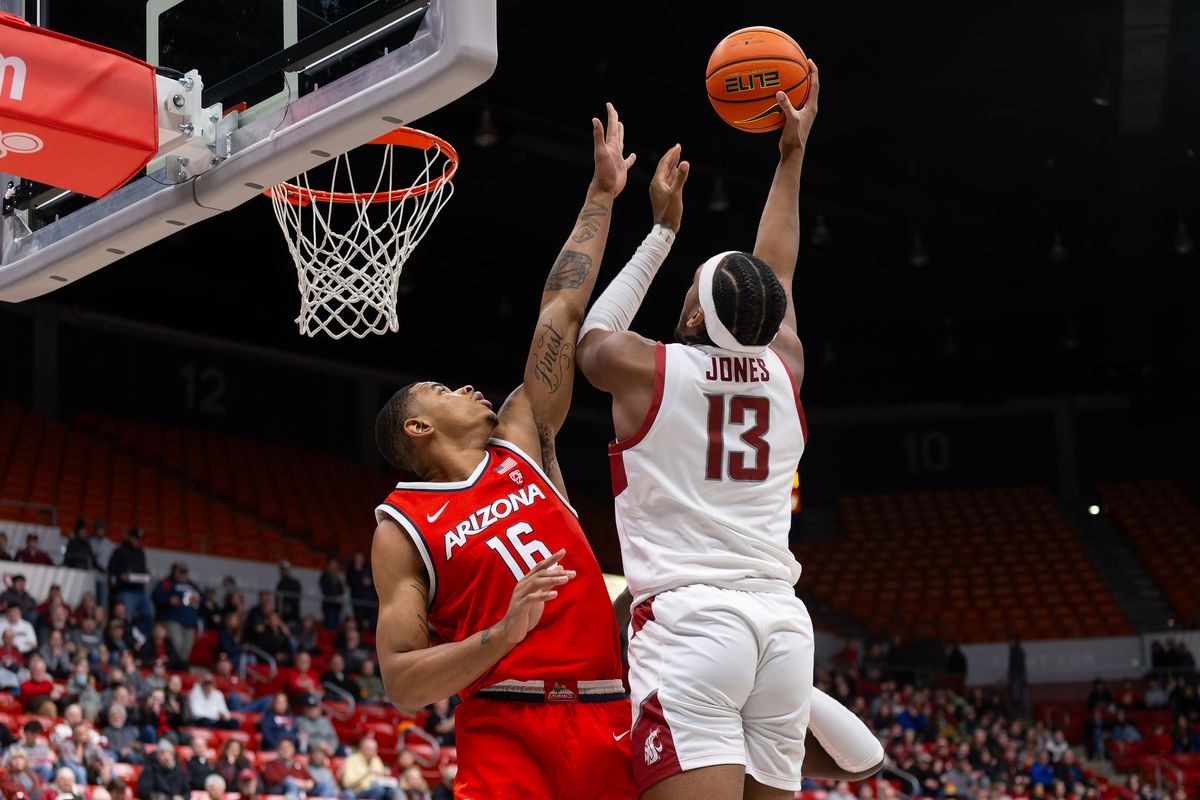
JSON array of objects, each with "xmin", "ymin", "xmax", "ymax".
[{"xmin": 577, "ymin": 63, "xmax": 880, "ymax": 799}]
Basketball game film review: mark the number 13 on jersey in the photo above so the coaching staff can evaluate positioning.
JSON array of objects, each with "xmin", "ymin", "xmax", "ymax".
[{"xmin": 705, "ymin": 394, "xmax": 771, "ymax": 482}]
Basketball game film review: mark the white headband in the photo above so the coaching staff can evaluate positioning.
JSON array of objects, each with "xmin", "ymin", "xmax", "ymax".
[{"xmin": 698, "ymin": 251, "xmax": 769, "ymax": 354}]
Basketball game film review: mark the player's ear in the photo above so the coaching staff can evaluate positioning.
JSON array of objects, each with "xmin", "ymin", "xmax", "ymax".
[
  {"xmin": 403, "ymin": 416, "xmax": 433, "ymax": 441},
  {"xmin": 687, "ymin": 306, "xmax": 705, "ymax": 333}
]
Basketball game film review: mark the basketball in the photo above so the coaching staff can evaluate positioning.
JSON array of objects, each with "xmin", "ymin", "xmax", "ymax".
[{"xmin": 706, "ymin": 26, "xmax": 810, "ymax": 133}]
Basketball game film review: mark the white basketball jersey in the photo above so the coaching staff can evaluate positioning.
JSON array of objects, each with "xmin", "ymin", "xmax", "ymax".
[{"xmin": 610, "ymin": 342, "xmax": 807, "ymax": 604}]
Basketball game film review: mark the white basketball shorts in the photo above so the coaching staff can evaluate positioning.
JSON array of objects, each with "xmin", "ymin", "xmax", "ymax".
[{"xmin": 626, "ymin": 584, "xmax": 814, "ymax": 793}]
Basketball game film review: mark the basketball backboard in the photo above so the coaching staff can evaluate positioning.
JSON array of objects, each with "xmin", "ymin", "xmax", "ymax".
[{"xmin": 0, "ymin": 0, "xmax": 496, "ymax": 301}]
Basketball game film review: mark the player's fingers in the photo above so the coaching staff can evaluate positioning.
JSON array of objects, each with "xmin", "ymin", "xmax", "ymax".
[
  {"xmin": 527, "ymin": 549, "xmax": 567, "ymax": 575},
  {"xmin": 624, "ymin": 153, "xmax": 637, "ymax": 169},
  {"xmin": 606, "ymin": 102, "xmax": 618, "ymax": 141},
  {"xmin": 807, "ymin": 59, "xmax": 819, "ymax": 109},
  {"xmin": 671, "ymin": 161, "xmax": 690, "ymax": 192},
  {"xmin": 531, "ymin": 590, "xmax": 558, "ymax": 602},
  {"xmin": 776, "ymin": 90, "xmax": 796, "ymax": 117},
  {"xmin": 592, "ymin": 118, "xmax": 605, "ymax": 150}
]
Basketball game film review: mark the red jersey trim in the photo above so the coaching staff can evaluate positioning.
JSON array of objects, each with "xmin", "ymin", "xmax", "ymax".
[
  {"xmin": 769, "ymin": 346, "xmax": 808, "ymax": 445},
  {"xmin": 376, "ymin": 503, "xmax": 439, "ymax": 607},
  {"xmin": 488, "ymin": 438, "xmax": 578, "ymax": 518},
  {"xmin": 608, "ymin": 342, "xmax": 667, "ymax": 455}
]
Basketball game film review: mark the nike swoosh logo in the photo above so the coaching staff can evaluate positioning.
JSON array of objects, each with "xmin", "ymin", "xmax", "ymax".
[
  {"xmin": 612, "ymin": 729, "xmax": 631, "ymax": 742},
  {"xmin": 427, "ymin": 501, "xmax": 450, "ymax": 523}
]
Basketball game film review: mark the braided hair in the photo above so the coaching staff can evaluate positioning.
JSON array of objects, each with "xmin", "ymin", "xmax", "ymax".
[{"xmin": 709, "ymin": 252, "xmax": 788, "ymax": 347}]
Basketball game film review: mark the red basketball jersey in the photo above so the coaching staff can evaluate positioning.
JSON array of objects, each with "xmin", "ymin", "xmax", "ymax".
[{"xmin": 375, "ymin": 438, "xmax": 623, "ymax": 699}]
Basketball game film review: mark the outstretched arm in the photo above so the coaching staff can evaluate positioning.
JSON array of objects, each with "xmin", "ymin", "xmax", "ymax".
[
  {"xmin": 494, "ymin": 103, "xmax": 635, "ymax": 489},
  {"xmin": 752, "ymin": 59, "xmax": 820, "ymax": 338},
  {"xmin": 576, "ymin": 147, "xmax": 689, "ymax": 439}
]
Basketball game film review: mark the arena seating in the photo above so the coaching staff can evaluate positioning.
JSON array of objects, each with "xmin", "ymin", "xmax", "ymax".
[
  {"xmin": 1096, "ymin": 479, "xmax": 1200, "ymax": 628},
  {"xmin": 797, "ymin": 487, "xmax": 1132, "ymax": 643}
]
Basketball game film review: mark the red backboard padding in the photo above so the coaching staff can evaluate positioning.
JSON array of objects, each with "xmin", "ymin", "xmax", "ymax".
[{"xmin": 0, "ymin": 13, "xmax": 158, "ymax": 197}]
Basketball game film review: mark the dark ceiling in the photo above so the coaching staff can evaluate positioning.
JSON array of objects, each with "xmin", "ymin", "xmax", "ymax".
[{"xmin": 32, "ymin": 0, "xmax": 1200, "ymax": 414}]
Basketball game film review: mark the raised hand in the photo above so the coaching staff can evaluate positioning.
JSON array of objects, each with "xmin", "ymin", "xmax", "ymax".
[
  {"xmin": 776, "ymin": 58, "xmax": 819, "ymax": 159},
  {"xmin": 649, "ymin": 144, "xmax": 690, "ymax": 234},
  {"xmin": 592, "ymin": 102, "xmax": 637, "ymax": 197},
  {"xmin": 494, "ymin": 550, "xmax": 575, "ymax": 646}
]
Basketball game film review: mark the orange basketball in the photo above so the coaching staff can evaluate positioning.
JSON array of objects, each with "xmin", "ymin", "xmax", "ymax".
[{"xmin": 706, "ymin": 26, "xmax": 810, "ymax": 133}]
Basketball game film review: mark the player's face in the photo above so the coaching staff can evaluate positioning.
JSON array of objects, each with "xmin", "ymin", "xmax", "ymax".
[
  {"xmin": 673, "ymin": 266, "xmax": 705, "ymax": 343},
  {"xmin": 412, "ymin": 382, "xmax": 498, "ymax": 437}
]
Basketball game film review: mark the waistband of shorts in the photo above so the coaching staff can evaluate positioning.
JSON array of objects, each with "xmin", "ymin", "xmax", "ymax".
[{"xmin": 475, "ymin": 678, "xmax": 626, "ymax": 704}]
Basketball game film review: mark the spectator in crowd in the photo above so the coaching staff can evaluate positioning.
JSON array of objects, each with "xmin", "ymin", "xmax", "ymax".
[
  {"xmin": 101, "ymin": 703, "xmax": 142, "ymax": 764},
  {"xmin": 946, "ymin": 640, "xmax": 967, "ymax": 677},
  {"xmin": 246, "ymin": 590, "xmax": 275, "ymax": 632},
  {"xmin": 1145, "ymin": 675, "xmax": 1169, "ymax": 708},
  {"xmin": 340, "ymin": 627, "xmax": 372, "ymax": 674},
  {"xmin": 276, "ymin": 561, "xmax": 303, "ymax": 625},
  {"xmin": 0, "ymin": 574, "xmax": 36, "ymax": 619},
  {"xmin": 296, "ymin": 692, "xmax": 340, "ymax": 755},
  {"xmin": 295, "ymin": 614, "xmax": 321, "ymax": 655},
  {"xmin": 151, "ymin": 563, "xmax": 202, "ymax": 661},
  {"xmin": 20, "ymin": 653, "xmax": 64, "ymax": 713},
  {"xmin": 357, "ymin": 658, "xmax": 386, "ymax": 704},
  {"xmin": 248, "ymin": 609, "xmax": 295, "ymax": 666},
  {"xmin": 0, "ymin": 627, "xmax": 23, "ymax": 671},
  {"xmin": 50, "ymin": 765, "xmax": 86, "ymax": 800},
  {"xmin": 237, "ymin": 767, "xmax": 261, "ymax": 800},
  {"xmin": 162, "ymin": 673, "xmax": 189, "ymax": 731},
  {"xmin": 62, "ymin": 520, "xmax": 102, "ymax": 572},
  {"xmin": 430, "ymin": 764, "xmax": 456, "ymax": 800},
  {"xmin": 829, "ymin": 780, "xmax": 857, "ymax": 800},
  {"xmin": 218, "ymin": 610, "xmax": 245, "ymax": 666},
  {"xmin": 38, "ymin": 601, "xmax": 72, "ymax": 648},
  {"xmin": 200, "ymin": 587, "xmax": 223, "ymax": 630},
  {"xmin": 14, "ymin": 533, "xmax": 54, "ymax": 565},
  {"xmin": 307, "ymin": 743, "xmax": 342, "ymax": 798},
  {"xmin": 321, "ymin": 652, "xmax": 360, "ymax": 698},
  {"xmin": 346, "ymin": 551, "xmax": 377, "ymax": 631},
  {"xmin": 0, "ymin": 603, "xmax": 37, "ymax": 653},
  {"xmin": 1088, "ymin": 678, "xmax": 1114, "ymax": 712},
  {"xmin": 341, "ymin": 736, "xmax": 399, "ymax": 800},
  {"xmin": 320, "ymin": 558, "xmax": 346, "ymax": 631},
  {"xmin": 52, "ymin": 721, "xmax": 89, "ymax": 786},
  {"xmin": 334, "ymin": 618, "xmax": 359, "ymax": 650},
  {"xmin": 68, "ymin": 614, "xmax": 102, "ymax": 665},
  {"xmin": 1084, "ymin": 707, "xmax": 1110, "ymax": 760},
  {"xmin": 211, "ymin": 652, "xmax": 270, "ymax": 713},
  {"xmin": 423, "ymin": 697, "xmax": 455, "ymax": 747},
  {"xmin": 397, "ymin": 765, "xmax": 430, "ymax": 800},
  {"xmin": 188, "ymin": 671, "xmax": 238, "ymax": 729},
  {"xmin": 1173, "ymin": 683, "xmax": 1200, "ymax": 718},
  {"xmin": 1116, "ymin": 680, "xmax": 1139, "ymax": 709},
  {"xmin": 261, "ymin": 691, "xmax": 298, "ymax": 751},
  {"xmin": 17, "ymin": 719, "xmax": 55, "ymax": 781},
  {"xmin": 0, "ymin": 746, "xmax": 47, "ymax": 797},
  {"xmin": 1172, "ymin": 714, "xmax": 1199, "ymax": 754},
  {"xmin": 215, "ymin": 738, "xmax": 251, "ymax": 787},
  {"xmin": 91, "ymin": 520, "xmax": 115, "ymax": 609},
  {"xmin": 186, "ymin": 731, "xmax": 217, "ymax": 791},
  {"xmin": 287, "ymin": 650, "xmax": 322, "ymax": 701},
  {"xmin": 38, "ymin": 628, "xmax": 72, "ymax": 678},
  {"xmin": 107, "ymin": 527, "xmax": 153, "ymax": 635},
  {"xmin": 135, "ymin": 738, "xmax": 188, "ymax": 800},
  {"xmin": 1008, "ymin": 637, "xmax": 1028, "ymax": 714},
  {"xmin": 1045, "ymin": 728, "xmax": 1070, "ymax": 761},
  {"xmin": 137, "ymin": 622, "xmax": 187, "ymax": 671},
  {"xmin": 0, "ymin": 532, "xmax": 9, "ymax": 560},
  {"xmin": 92, "ymin": 788, "xmax": 114, "ymax": 800},
  {"xmin": 203, "ymin": 774, "xmax": 227, "ymax": 800},
  {"xmin": 262, "ymin": 736, "xmax": 318, "ymax": 800},
  {"xmin": 1110, "ymin": 708, "xmax": 1143, "ymax": 743},
  {"xmin": 103, "ymin": 618, "xmax": 136, "ymax": 664}
]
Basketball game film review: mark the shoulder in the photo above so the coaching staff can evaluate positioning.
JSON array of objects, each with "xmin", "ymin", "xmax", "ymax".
[
  {"xmin": 580, "ymin": 330, "xmax": 658, "ymax": 376},
  {"xmin": 770, "ymin": 328, "xmax": 805, "ymax": 388}
]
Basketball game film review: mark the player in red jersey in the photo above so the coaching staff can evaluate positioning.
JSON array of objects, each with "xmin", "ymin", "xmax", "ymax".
[{"xmin": 371, "ymin": 103, "xmax": 679, "ymax": 800}]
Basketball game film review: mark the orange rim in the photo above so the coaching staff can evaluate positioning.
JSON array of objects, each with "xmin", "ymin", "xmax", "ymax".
[{"xmin": 267, "ymin": 127, "xmax": 459, "ymax": 206}]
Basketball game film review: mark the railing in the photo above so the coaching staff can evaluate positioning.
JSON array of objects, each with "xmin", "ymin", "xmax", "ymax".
[
  {"xmin": 0, "ymin": 499, "xmax": 56, "ymax": 524},
  {"xmin": 401, "ymin": 725, "xmax": 441, "ymax": 769},
  {"xmin": 879, "ymin": 763, "xmax": 920, "ymax": 798},
  {"xmin": 239, "ymin": 643, "xmax": 278, "ymax": 685},
  {"xmin": 321, "ymin": 681, "xmax": 357, "ymax": 721},
  {"xmin": 1153, "ymin": 759, "xmax": 1183, "ymax": 794}
]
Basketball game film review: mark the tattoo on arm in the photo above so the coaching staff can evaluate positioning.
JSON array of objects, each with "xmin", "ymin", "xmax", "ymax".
[
  {"xmin": 570, "ymin": 199, "xmax": 609, "ymax": 243},
  {"xmin": 536, "ymin": 422, "xmax": 556, "ymax": 475},
  {"xmin": 409, "ymin": 582, "xmax": 429, "ymax": 606},
  {"xmin": 532, "ymin": 320, "xmax": 574, "ymax": 393},
  {"xmin": 481, "ymin": 628, "xmax": 490, "ymax": 645},
  {"xmin": 544, "ymin": 250, "xmax": 593, "ymax": 291}
]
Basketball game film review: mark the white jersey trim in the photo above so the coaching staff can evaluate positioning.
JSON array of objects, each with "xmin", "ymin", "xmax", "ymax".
[
  {"xmin": 375, "ymin": 504, "xmax": 438, "ymax": 607},
  {"xmin": 391, "ymin": 451, "xmax": 491, "ymax": 492},
  {"xmin": 488, "ymin": 437, "xmax": 578, "ymax": 518}
]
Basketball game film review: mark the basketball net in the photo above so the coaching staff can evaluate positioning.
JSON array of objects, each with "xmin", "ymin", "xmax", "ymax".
[{"xmin": 267, "ymin": 129, "xmax": 457, "ymax": 339}]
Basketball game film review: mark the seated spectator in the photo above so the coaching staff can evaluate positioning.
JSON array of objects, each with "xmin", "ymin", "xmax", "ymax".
[
  {"xmin": 1056, "ymin": 750, "xmax": 1084, "ymax": 786},
  {"xmin": 307, "ymin": 743, "xmax": 341, "ymax": 798},
  {"xmin": 38, "ymin": 600, "xmax": 72, "ymax": 648},
  {"xmin": 1087, "ymin": 678, "xmax": 1114, "ymax": 712},
  {"xmin": 295, "ymin": 614, "xmax": 321, "ymax": 655},
  {"xmin": 38, "ymin": 629, "xmax": 72, "ymax": 679},
  {"xmin": 136, "ymin": 622, "xmax": 187, "ymax": 671},
  {"xmin": 0, "ymin": 746, "xmax": 47, "ymax": 797},
  {"xmin": 829, "ymin": 781, "xmax": 857, "ymax": 800},
  {"xmin": 1172, "ymin": 714, "xmax": 1199, "ymax": 754},
  {"xmin": 100, "ymin": 704, "xmax": 142, "ymax": 764},
  {"xmin": 139, "ymin": 688, "xmax": 175, "ymax": 746},
  {"xmin": 1045, "ymin": 729, "xmax": 1069, "ymax": 761},
  {"xmin": 188, "ymin": 671, "xmax": 238, "ymax": 729},
  {"xmin": 19, "ymin": 653, "xmax": 64, "ymax": 712},
  {"xmin": 103, "ymin": 618, "xmax": 136, "ymax": 664},
  {"xmin": 397, "ymin": 765, "xmax": 430, "ymax": 800},
  {"xmin": 117, "ymin": 650, "xmax": 149, "ymax": 699},
  {"xmin": 246, "ymin": 590, "xmax": 274, "ymax": 631},
  {"xmin": 249, "ymin": 610, "xmax": 296, "ymax": 665},
  {"xmin": 262, "ymin": 736, "xmax": 318, "ymax": 799},
  {"xmin": 218, "ymin": 611, "xmax": 245, "ymax": 665},
  {"xmin": 14, "ymin": 533, "xmax": 53, "ymax": 565},
  {"xmin": 321, "ymin": 652, "xmax": 360, "ymax": 698},
  {"xmin": 50, "ymin": 765, "xmax": 85, "ymax": 800},
  {"xmin": 1084, "ymin": 707, "xmax": 1109, "ymax": 759},
  {"xmin": 212, "ymin": 652, "xmax": 271, "ymax": 713},
  {"xmin": 186, "ymin": 731, "xmax": 217, "ymax": 791},
  {"xmin": 204, "ymin": 773, "xmax": 228, "ymax": 800},
  {"xmin": 52, "ymin": 721, "xmax": 89, "ymax": 786},
  {"xmin": 341, "ymin": 736, "xmax": 399, "ymax": 800},
  {"xmin": 236, "ymin": 766, "xmax": 261, "ymax": 799},
  {"xmin": 16, "ymin": 719, "xmax": 55, "ymax": 782},
  {"xmin": 1145, "ymin": 675, "xmax": 1170, "ymax": 708},
  {"xmin": 200, "ymin": 587, "xmax": 223, "ymax": 630},
  {"xmin": 260, "ymin": 691, "xmax": 298, "ymax": 751},
  {"xmin": 67, "ymin": 615, "xmax": 103, "ymax": 665},
  {"xmin": 1116, "ymin": 680, "xmax": 1139, "ymax": 709},
  {"xmin": 296, "ymin": 692, "xmax": 340, "ymax": 755},
  {"xmin": 0, "ymin": 575, "xmax": 36, "ymax": 619},
  {"xmin": 0, "ymin": 628, "xmax": 24, "ymax": 671},
  {"xmin": 287, "ymin": 650, "xmax": 322, "ymax": 700},
  {"xmin": 423, "ymin": 697, "xmax": 456, "ymax": 747},
  {"xmin": 357, "ymin": 658, "xmax": 387, "ymax": 704},
  {"xmin": 214, "ymin": 738, "xmax": 250, "ymax": 787},
  {"xmin": 0, "ymin": 602, "xmax": 38, "ymax": 653},
  {"xmin": 135, "ymin": 738, "xmax": 188, "ymax": 800},
  {"xmin": 341, "ymin": 627, "xmax": 373, "ymax": 674},
  {"xmin": 1110, "ymin": 708, "xmax": 1142, "ymax": 743}
]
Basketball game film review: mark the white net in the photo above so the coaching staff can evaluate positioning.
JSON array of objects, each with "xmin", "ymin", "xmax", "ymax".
[{"xmin": 268, "ymin": 135, "xmax": 455, "ymax": 339}]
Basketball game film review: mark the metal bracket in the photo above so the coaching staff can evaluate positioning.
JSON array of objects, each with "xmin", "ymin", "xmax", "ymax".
[{"xmin": 2, "ymin": 179, "xmax": 35, "ymax": 217}]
